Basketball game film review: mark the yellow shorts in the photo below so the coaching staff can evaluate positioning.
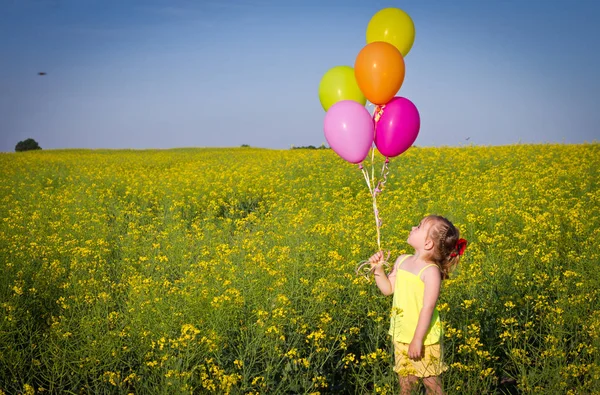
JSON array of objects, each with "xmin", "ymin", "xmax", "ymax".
[{"xmin": 393, "ymin": 341, "xmax": 448, "ymax": 377}]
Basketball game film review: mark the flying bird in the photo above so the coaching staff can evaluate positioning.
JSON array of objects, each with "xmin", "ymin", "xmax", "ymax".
[{"xmin": 38, "ymin": 72, "xmax": 47, "ymax": 76}]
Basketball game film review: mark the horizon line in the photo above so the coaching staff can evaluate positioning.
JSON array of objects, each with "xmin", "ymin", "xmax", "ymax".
[{"xmin": 2, "ymin": 140, "xmax": 599, "ymax": 154}]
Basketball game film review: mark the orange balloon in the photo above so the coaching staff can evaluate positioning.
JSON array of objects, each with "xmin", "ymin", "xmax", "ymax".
[{"xmin": 354, "ymin": 41, "xmax": 405, "ymax": 105}]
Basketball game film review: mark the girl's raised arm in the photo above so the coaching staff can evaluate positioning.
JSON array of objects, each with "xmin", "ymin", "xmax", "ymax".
[{"xmin": 371, "ymin": 253, "xmax": 406, "ymax": 296}]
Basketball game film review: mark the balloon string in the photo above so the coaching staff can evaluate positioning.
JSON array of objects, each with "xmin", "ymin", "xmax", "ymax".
[
  {"xmin": 359, "ymin": 147, "xmax": 387, "ymax": 252},
  {"xmin": 359, "ymin": 163, "xmax": 372, "ymax": 195},
  {"xmin": 373, "ymin": 190, "xmax": 382, "ymax": 251},
  {"xmin": 355, "ymin": 162, "xmax": 390, "ymax": 278},
  {"xmin": 374, "ymin": 157, "xmax": 390, "ymax": 197},
  {"xmin": 360, "ymin": 156, "xmax": 378, "ymax": 250},
  {"xmin": 356, "ymin": 107, "xmax": 389, "ymax": 274},
  {"xmin": 371, "ymin": 147, "xmax": 380, "ymax": 250},
  {"xmin": 355, "ymin": 251, "xmax": 391, "ymax": 279},
  {"xmin": 359, "ymin": 158, "xmax": 380, "ymax": 250}
]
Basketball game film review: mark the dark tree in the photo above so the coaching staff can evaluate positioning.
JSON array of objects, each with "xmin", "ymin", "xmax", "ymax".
[{"xmin": 15, "ymin": 138, "xmax": 42, "ymax": 152}]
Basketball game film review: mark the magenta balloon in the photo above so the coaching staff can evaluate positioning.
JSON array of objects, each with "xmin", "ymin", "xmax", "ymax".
[
  {"xmin": 324, "ymin": 100, "xmax": 374, "ymax": 164},
  {"xmin": 374, "ymin": 97, "xmax": 420, "ymax": 157}
]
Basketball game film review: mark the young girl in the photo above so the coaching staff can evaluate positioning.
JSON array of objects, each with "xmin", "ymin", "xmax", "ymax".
[{"xmin": 368, "ymin": 214, "xmax": 467, "ymax": 395}]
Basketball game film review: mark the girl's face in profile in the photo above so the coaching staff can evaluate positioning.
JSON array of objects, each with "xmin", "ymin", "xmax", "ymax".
[{"xmin": 407, "ymin": 218, "xmax": 433, "ymax": 249}]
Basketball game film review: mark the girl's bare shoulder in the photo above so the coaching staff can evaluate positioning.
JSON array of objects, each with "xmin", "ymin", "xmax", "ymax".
[
  {"xmin": 420, "ymin": 264, "xmax": 442, "ymax": 284},
  {"xmin": 394, "ymin": 254, "xmax": 411, "ymax": 264},
  {"xmin": 393, "ymin": 254, "xmax": 413, "ymax": 269}
]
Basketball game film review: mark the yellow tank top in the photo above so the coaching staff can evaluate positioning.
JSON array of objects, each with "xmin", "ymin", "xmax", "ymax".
[{"xmin": 388, "ymin": 255, "xmax": 442, "ymax": 345}]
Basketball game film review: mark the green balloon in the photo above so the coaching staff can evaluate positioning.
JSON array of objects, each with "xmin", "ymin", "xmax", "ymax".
[{"xmin": 318, "ymin": 65, "xmax": 366, "ymax": 112}]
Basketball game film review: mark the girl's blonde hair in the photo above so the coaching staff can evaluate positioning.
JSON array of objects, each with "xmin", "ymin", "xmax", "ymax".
[{"xmin": 423, "ymin": 215, "xmax": 463, "ymax": 280}]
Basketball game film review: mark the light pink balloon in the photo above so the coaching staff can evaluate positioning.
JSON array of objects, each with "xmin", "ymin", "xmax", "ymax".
[
  {"xmin": 324, "ymin": 100, "xmax": 374, "ymax": 164},
  {"xmin": 374, "ymin": 97, "xmax": 420, "ymax": 158}
]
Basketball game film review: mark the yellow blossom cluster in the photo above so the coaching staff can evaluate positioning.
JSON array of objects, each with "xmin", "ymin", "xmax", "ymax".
[{"xmin": 0, "ymin": 143, "xmax": 598, "ymax": 393}]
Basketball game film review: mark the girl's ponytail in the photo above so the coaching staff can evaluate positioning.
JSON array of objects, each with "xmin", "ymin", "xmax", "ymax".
[{"xmin": 423, "ymin": 215, "xmax": 467, "ymax": 280}]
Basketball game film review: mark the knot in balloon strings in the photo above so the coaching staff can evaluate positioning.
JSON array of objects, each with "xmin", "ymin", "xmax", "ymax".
[
  {"xmin": 373, "ymin": 105, "xmax": 385, "ymax": 123},
  {"xmin": 373, "ymin": 105, "xmax": 385, "ymax": 141}
]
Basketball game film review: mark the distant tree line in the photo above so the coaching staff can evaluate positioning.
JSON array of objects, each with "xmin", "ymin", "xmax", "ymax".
[
  {"xmin": 15, "ymin": 138, "xmax": 41, "ymax": 152},
  {"xmin": 290, "ymin": 144, "xmax": 329, "ymax": 150},
  {"xmin": 239, "ymin": 144, "xmax": 330, "ymax": 150}
]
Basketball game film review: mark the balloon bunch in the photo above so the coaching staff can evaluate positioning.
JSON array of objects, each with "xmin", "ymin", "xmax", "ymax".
[{"xmin": 319, "ymin": 8, "xmax": 421, "ymax": 255}]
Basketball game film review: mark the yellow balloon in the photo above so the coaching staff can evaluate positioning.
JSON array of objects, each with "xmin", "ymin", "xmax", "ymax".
[
  {"xmin": 366, "ymin": 8, "xmax": 415, "ymax": 57},
  {"xmin": 318, "ymin": 65, "xmax": 366, "ymax": 112}
]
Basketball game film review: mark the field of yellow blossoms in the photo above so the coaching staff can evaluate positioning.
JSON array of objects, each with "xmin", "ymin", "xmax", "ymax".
[{"xmin": 1, "ymin": 143, "xmax": 599, "ymax": 394}]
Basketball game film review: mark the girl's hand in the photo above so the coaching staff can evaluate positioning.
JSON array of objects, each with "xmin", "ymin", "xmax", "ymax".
[
  {"xmin": 408, "ymin": 339, "xmax": 424, "ymax": 360},
  {"xmin": 368, "ymin": 251, "xmax": 385, "ymax": 267}
]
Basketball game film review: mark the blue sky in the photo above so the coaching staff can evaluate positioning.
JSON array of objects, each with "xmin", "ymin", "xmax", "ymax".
[{"xmin": 1, "ymin": 0, "xmax": 599, "ymax": 152}]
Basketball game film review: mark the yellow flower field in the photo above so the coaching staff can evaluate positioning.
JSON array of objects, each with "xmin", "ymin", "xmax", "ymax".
[{"xmin": 1, "ymin": 144, "xmax": 599, "ymax": 394}]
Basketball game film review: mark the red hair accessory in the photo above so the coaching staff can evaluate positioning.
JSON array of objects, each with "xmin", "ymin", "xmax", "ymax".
[{"xmin": 450, "ymin": 238, "xmax": 467, "ymax": 257}]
